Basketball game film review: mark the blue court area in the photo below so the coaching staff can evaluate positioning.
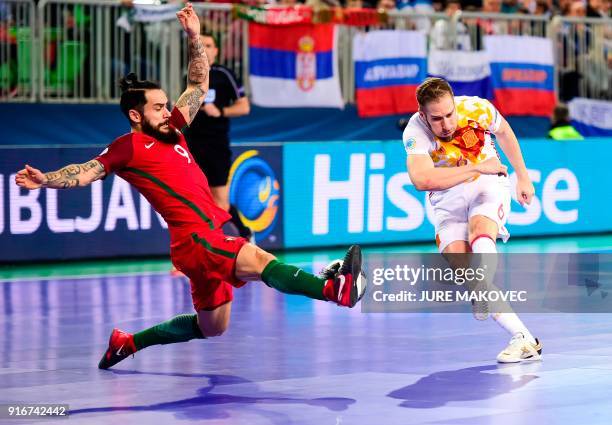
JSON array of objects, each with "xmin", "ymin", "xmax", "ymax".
[{"xmin": 1, "ymin": 234, "xmax": 612, "ymax": 424}]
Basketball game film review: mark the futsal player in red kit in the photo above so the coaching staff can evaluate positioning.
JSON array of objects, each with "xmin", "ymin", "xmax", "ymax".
[{"xmin": 15, "ymin": 4, "xmax": 366, "ymax": 370}]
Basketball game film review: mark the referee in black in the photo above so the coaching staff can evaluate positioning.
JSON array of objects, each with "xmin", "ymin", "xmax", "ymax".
[{"xmin": 184, "ymin": 32, "xmax": 253, "ymax": 240}]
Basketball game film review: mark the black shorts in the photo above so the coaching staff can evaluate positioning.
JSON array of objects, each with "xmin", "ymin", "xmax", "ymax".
[{"xmin": 191, "ymin": 143, "xmax": 232, "ymax": 187}]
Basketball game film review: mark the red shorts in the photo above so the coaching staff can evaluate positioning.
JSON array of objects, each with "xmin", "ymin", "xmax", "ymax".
[{"xmin": 170, "ymin": 229, "xmax": 248, "ymax": 311}]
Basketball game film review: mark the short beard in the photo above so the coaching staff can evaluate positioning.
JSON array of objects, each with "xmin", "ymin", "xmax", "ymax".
[{"xmin": 142, "ymin": 119, "xmax": 180, "ymax": 144}]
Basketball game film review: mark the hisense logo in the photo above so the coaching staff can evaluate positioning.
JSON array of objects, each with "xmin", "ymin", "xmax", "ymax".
[{"xmin": 310, "ymin": 153, "xmax": 580, "ymax": 236}]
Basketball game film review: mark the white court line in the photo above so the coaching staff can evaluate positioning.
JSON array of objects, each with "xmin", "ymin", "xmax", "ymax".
[
  {"xmin": 0, "ymin": 270, "xmax": 176, "ymax": 284},
  {"xmin": 0, "ymin": 261, "xmax": 317, "ymax": 284}
]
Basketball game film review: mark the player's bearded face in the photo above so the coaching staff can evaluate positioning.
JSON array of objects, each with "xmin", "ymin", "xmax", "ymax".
[
  {"xmin": 138, "ymin": 89, "xmax": 179, "ymax": 143},
  {"xmin": 422, "ymin": 94, "xmax": 458, "ymax": 141},
  {"xmin": 141, "ymin": 115, "xmax": 179, "ymax": 144}
]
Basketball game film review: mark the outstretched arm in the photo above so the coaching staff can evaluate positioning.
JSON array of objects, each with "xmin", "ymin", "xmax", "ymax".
[
  {"xmin": 174, "ymin": 3, "xmax": 209, "ymax": 125},
  {"xmin": 494, "ymin": 117, "xmax": 535, "ymax": 206},
  {"xmin": 15, "ymin": 160, "xmax": 106, "ymax": 190}
]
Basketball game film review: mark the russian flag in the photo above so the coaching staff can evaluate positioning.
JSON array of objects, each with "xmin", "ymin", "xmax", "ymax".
[
  {"xmin": 248, "ymin": 23, "xmax": 343, "ymax": 108},
  {"xmin": 485, "ymin": 35, "xmax": 556, "ymax": 117},
  {"xmin": 569, "ymin": 97, "xmax": 612, "ymax": 137},
  {"xmin": 353, "ymin": 30, "xmax": 427, "ymax": 118},
  {"xmin": 428, "ymin": 50, "xmax": 493, "ymax": 100}
]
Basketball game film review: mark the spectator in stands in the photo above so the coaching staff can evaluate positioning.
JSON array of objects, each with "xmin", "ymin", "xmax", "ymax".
[
  {"xmin": 567, "ymin": 0, "xmax": 587, "ymax": 15},
  {"xmin": 306, "ymin": 0, "xmax": 341, "ymax": 11},
  {"xmin": 480, "ymin": 0, "xmax": 508, "ymax": 35},
  {"xmin": 501, "ymin": 0, "xmax": 520, "ymax": 13},
  {"xmin": 429, "ymin": 0, "xmax": 472, "ymax": 51},
  {"xmin": 345, "ymin": 0, "xmax": 365, "ymax": 7},
  {"xmin": 534, "ymin": 0, "xmax": 551, "ymax": 14},
  {"xmin": 376, "ymin": 0, "xmax": 397, "ymax": 11},
  {"xmin": 557, "ymin": 0, "xmax": 594, "ymax": 100},
  {"xmin": 483, "ymin": 0, "xmax": 502, "ymax": 13},
  {"xmin": 587, "ymin": 0, "xmax": 610, "ymax": 16},
  {"xmin": 431, "ymin": 0, "xmax": 444, "ymax": 11},
  {"xmin": 548, "ymin": 104, "xmax": 584, "ymax": 139},
  {"xmin": 395, "ymin": 0, "xmax": 434, "ymax": 32}
]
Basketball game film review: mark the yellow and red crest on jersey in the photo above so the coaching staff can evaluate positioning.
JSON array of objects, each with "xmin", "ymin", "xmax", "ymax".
[{"xmin": 430, "ymin": 97, "xmax": 496, "ymax": 168}]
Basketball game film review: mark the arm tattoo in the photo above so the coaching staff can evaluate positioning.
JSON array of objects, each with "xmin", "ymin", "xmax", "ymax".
[
  {"xmin": 44, "ymin": 160, "xmax": 105, "ymax": 189},
  {"xmin": 174, "ymin": 36, "xmax": 209, "ymax": 123},
  {"xmin": 187, "ymin": 36, "xmax": 210, "ymax": 85},
  {"xmin": 175, "ymin": 86, "xmax": 205, "ymax": 122}
]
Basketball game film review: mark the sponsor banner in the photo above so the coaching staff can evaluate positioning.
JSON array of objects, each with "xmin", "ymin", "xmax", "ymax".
[
  {"xmin": 568, "ymin": 97, "xmax": 612, "ymax": 137},
  {"xmin": 427, "ymin": 50, "xmax": 493, "ymax": 100},
  {"xmin": 0, "ymin": 144, "xmax": 282, "ymax": 262},
  {"xmin": 353, "ymin": 30, "xmax": 426, "ymax": 117},
  {"xmin": 282, "ymin": 139, "xmax": 612, "ymax": 248},
  {"xmin": 361, "ymin": 253, "xmax": 612, "ymax": 313},
  {"xmin": 1, "ymin": 147, "xmax": 170, "ymax": 262},
  {"xmin": 485, "ymin": 35, "xmax": 555, "ymax": 117},
  {"xmin": 248, "ymin": 23, "xmax": 343, "ymax": 108},
  {"xmin": 283, "ymin": 141, "xmax": 434, "ymax": 247},
  {"xmin": 228, "ymin": 145, "xmax": 284, "ymax": 249},
  {"xmin": 2, "ymin": 140, "xmax": 608, "ymax": 259}
]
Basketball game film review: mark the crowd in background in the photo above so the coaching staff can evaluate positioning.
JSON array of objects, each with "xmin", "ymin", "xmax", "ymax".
[
  {"xmin": 187, "ymin": 0, "xmax": 611, "ymax": 17},
  {"xmin": 0, "ymin": 0, "xmax": 610, "ymax": 103}
]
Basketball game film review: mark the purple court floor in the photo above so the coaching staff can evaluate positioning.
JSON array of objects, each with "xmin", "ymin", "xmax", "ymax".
[{"xmin": 1, "ymin": 250, "xmax": 612, "ymax": 424}]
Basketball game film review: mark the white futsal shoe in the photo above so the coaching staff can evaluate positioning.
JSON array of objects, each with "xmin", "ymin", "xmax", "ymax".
[{"xmin": 497, "ymin": 333, "xmax": 543, "ymax": 363}]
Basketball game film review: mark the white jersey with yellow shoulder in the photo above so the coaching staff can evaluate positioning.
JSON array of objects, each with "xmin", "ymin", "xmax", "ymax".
[{"xmin": 402, "ymin": 96, "xmax": 503, "ymax": 168}]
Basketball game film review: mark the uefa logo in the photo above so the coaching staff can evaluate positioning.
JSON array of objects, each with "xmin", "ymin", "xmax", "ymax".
[{"xmin": 228, "ymin": 150, "xmax": 280, "ymax": 241}]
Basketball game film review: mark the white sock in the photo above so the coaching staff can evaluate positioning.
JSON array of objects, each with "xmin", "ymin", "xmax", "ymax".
[
  {"xmin": 470, "ymin": 235, "xmax": 536, "ymax": 344},
  {"xmin": 470, "ymin": 235, "xmax": 497, "ymax": 253},
  {"xmin": 493, "ymin": 313, "xmax": 537, "ymax": 344}
]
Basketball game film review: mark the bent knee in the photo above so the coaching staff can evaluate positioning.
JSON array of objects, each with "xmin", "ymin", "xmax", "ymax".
[
  {"xmin": 443, "ymin": 240, "xmax": 470, "ymax": 254},
  {"xmin": 254, "ymin": 246, "xmax": 276, "ymax": 270},
  {"xmin": 469, "ymin": 215, "xmax": 498, "ymax": 238},
  {"xmin": 198, "ymin": 321, "xmax": 229, "ymax": 337}
]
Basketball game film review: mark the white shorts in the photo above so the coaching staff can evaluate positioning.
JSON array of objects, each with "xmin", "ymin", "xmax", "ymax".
[{"xmin": 429, "ymin": 174, "xmax": 511, "ymax": 253}]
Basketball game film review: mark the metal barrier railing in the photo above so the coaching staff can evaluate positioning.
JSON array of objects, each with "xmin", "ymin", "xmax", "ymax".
[
  {"xmin": 33, "ymin": 1, "xmax": 243, "ymax": 103},
  {"xmin": 0, "ymin": 2, "xmax": 610, "ymax": 104},
  {"xmin": 36, "ymin": 0, "xmax": 186, "ymax": 103},
  {"xmin": 0, "ymin": 0, "xmax": 36, "ymax": 102},
  {"xmin": 552, "ymin": 16, "xmax": 611, "ymax": 101}
]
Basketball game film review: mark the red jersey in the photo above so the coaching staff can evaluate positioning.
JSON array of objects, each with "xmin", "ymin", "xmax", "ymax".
[{"xmin": 96, "ymin": 108, "xmax": 231, "ymax": 242}]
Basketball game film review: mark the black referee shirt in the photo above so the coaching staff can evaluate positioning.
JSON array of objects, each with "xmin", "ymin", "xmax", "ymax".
[{"xmin": 185, "ymin": 64, "xmax": 245, "ymax": 144}]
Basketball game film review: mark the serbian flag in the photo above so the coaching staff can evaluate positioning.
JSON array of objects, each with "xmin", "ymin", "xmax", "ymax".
[
  {"xmin": 353, "ymin": 30, "xmax": 427, "ymax": 118},
  {"xmin": 485, "ymin": 35, "xmax": 555, "ymax": 117},
  {"xmin": 248, "ymin": 23, "xmax": 343, "ymax": 108}
]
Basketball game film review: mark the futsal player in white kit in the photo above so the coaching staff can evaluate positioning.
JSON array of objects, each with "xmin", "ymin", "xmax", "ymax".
[{"xmin": 403, "ymin": 77, "xmax": 542, "ymax": 363}]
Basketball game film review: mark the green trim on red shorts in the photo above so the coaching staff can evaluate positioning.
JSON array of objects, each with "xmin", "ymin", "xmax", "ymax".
[{"xmin": 191, "ymin": 233, "xmax": 237, "ymax": 259}]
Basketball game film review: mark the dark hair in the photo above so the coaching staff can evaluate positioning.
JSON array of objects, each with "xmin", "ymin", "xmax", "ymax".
[
  {"xmin": 416, "ymin": 77, "xmax": 454, "ymax": 108},
  {"xmin": 119, "ymin": 73, "xmax": 161, "ymax": 124},
  {"xmin": 552, "ymin": 103, "xmax": 570, "ymax": 124},
  {"xmin": 200, "ymin": 31, "xmax": 218, "ymax": 48}
]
